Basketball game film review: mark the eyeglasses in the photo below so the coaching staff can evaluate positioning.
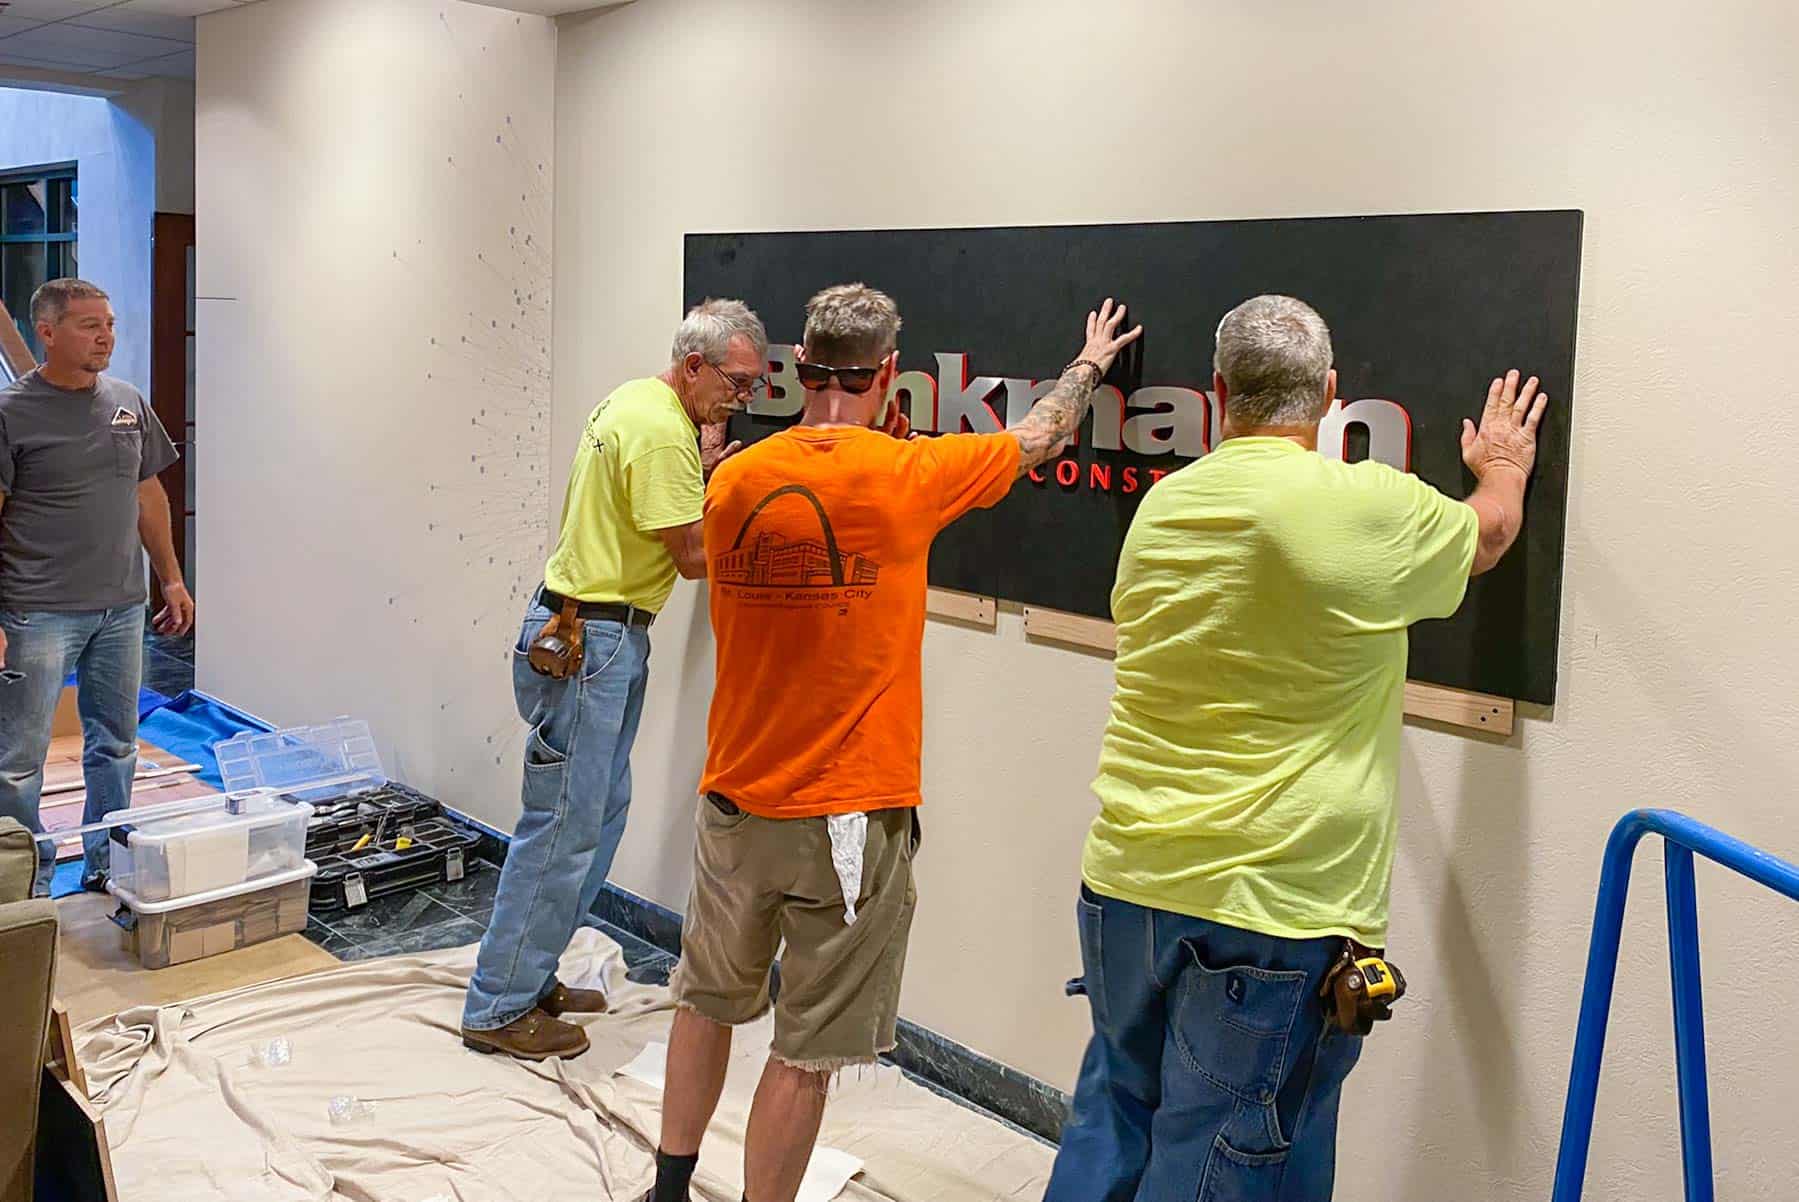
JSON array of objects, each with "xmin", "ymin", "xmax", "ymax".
[
  {"xmin": 708, "ymin": 362, "xmax": 768, "ymax": 400},
  {"xmin": 795, "ymin": 361, "xmax": 881, "ymax": 394}
]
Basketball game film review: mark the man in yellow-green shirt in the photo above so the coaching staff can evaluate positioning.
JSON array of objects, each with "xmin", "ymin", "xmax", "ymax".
[
  {"xmin": 1045, "ymin": 296, "xmax": 1549, "ymax": 1202},
  {"xmin": 461, "ymin": 299, "xmax": 768, "ymax": 1060}
]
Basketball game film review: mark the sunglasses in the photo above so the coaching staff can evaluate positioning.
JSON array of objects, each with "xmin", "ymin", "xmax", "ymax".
[{"xmin": 796, "ymin": 361, "xmax": 882, "ymax": 395}]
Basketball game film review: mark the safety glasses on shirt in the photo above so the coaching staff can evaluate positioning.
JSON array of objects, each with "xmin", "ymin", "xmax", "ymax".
[{"xmin": 795, "ymin": 362, "xmax": 882, "ymax": 394}]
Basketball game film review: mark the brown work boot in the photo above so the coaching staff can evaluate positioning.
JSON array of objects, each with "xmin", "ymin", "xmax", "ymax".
[
  {"xmin": 539, "ymin": 981, "xmax": 609, "ymax": 1016},
  {"xmin": 461, "ymin": 1010, "xmax": 590, "ymax": 1061}
]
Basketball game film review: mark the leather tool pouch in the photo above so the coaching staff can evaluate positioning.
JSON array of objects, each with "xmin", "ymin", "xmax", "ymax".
[
  {"xmin": 1320, "ymin": 940, "xmax": 1408, "ymax": 1036},
  {"xmin": 527, "ymin": 597, "xmax": 586, "ymax": 679}
]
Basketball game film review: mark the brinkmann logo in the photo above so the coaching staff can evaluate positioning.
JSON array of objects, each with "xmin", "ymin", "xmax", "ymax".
[{"xmin": 749, "ymin": 347, "xmax": 1413, "ymax": 494}]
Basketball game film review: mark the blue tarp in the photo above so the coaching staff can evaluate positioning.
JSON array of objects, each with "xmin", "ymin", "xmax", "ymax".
[{"xmin": 139, "ymin": 690, "xmax": 276, "ymax": 790}]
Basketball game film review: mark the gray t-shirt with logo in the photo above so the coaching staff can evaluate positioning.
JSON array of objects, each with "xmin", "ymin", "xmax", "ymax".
[{"xmin": 0, "ymin": 370, "xmax": 179, "ymax": 611}]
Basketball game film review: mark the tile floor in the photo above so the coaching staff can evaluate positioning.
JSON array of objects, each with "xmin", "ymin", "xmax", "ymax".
[{"xmin": 299, "ymin": 857, "xmax": 679, "ymax": 986}]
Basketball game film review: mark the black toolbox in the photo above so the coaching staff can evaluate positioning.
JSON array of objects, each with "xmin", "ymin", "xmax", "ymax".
[
  {"xmin": 297, "ymin": 783, "xmax": 484, "ymax": 912},
  {"xmin": 303, "ymin": 783, "xmax": 442, "ymax": 859}
]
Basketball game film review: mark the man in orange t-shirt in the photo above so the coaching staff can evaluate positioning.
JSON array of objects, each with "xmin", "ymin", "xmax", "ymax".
[{"xmin": 641, "ymin": 285, "xmax": 1140, "ymax": 1202}]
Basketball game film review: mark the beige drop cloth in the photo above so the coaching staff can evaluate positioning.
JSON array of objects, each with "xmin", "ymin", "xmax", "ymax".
[{"xmin": 75, "ymin": 928, "xmax": 1053, "ymax": 1202}]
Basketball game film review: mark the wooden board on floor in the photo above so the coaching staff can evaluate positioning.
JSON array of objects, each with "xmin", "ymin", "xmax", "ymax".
[
  {"xmin": 40, "ymin": 734, "xmax": 197, "ymax": 794},
  {"xmin": 52, "ymin": 892, "xmax": 339, "ymax": 1027},
  {"xmin": 39, "ymin": 734, "xmax": 218, "ymax": 861}
]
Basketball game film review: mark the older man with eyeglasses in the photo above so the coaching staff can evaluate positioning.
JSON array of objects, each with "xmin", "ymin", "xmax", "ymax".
[{"xmin": 460, "ymin": 298, "xmax": 768, "ymax": 1061}]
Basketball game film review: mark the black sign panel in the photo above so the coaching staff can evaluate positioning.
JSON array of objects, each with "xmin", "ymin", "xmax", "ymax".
[{"xmin": 688, "ymin": 212, "xmax": 1580, "ymax": 704}]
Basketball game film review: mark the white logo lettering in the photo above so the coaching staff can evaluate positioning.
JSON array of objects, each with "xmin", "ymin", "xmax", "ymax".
[
  {"xmin": 933, "ymin": 353, "xmax": 1005, "ymax": 434},
  {"xmin": 1316, "ymin": 397, "xmax": 1411, "ymax": 471},
  {"xmin": 749, "ymin": 350, "xmax": 1412, "ymax": 471}
]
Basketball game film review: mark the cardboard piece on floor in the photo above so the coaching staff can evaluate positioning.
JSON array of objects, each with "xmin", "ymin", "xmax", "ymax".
[
  {"xmin": 38, "ymin": 734, "xmax": 218, "ymax": 862},
  {"xmin": 52, "ymin": 685, "xmax": 80, "ymax": 738},
  {"xmin": 52, "ymin": 891, "xmax": 339, "ymax": 1027},
  {"xmin": 41, "ymin": 733, "xmax": 193, "ymax": 794}
]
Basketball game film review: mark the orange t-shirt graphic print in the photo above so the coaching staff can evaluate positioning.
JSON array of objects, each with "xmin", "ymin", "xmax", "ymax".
[{"xmin": 701, "ymin": 425, "xmax": 1020, "ymax": 818}]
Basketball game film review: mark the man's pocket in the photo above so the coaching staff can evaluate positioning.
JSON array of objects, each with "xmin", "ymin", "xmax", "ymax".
[{"xmin": 1170, "ymin": 940, "xmax": 1307, "ymax": 1111}]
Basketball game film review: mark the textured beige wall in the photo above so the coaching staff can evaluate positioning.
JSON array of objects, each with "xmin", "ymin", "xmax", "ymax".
[
  {"xmin": 195, "ymin": 0, "xmax": 556, "ymax": 816},
  {"xmin": 554, "ymin": 2, "xmax": 1799, "ymax": 1199}
]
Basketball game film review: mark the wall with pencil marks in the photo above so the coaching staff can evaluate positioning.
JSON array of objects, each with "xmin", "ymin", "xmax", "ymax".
[
  {"xmin": 194, "ymin": 0, "xmax": 555, "ymax": 823},
  {"xmin": 555, "ymin": 2, "xmax": 1799, "ymax": 1200}
]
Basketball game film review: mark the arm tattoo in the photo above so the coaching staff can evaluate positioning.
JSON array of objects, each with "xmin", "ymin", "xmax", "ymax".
[{"xmin": 1010, "ymin": 364, "xmax": 1101, "ymax": 475}]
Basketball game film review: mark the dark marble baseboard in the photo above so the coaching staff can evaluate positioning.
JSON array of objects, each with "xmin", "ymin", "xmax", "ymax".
[
  {"xmin": 591, "ymin": 882, "xmax": 686, "ymax": 956},
  {"xmin": 428, "ymin": 807, "xmax": 1073, "ymax": 1145},
  {"xmin": 889, "ymin": 1020, "xmax": 1069, "ymax": 1144},
  {"xmin": 590, "ymin": 879, "xmax": 1070, "ymax": 1145}
]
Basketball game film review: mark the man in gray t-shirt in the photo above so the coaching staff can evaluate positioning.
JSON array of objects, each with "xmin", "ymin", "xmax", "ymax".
[{"xmin": 0, "ymin": 279, "xmax": 195, "ymax": 895}]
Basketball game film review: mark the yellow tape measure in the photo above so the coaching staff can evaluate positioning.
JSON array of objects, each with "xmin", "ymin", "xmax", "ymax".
[{"xmin": 1355, "ymin": 956, "xmax": 1400, "ymax": 1003}]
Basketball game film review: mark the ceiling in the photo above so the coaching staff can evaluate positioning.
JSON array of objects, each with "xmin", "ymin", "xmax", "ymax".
[
  {"xmin": 462, "ymin": 1, "xmax": 630, "ymax": 12},
  {"xmin": 0, "ymin": 0, "xmax": 254, "ymax": 87},
  {"xmin": 0, "ymin": 1, "xmax": 632, "ymax": 91}
]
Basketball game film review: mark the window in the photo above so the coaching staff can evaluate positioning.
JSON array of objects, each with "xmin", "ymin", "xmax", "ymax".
[{"xmin": 1, "ymin": 164, "xmax": 78, "ymax": 362}]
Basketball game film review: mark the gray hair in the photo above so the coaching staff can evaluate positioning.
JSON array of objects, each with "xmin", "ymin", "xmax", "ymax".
[
  {"xmin": 1213, "ymin": 295, "xmax": 1334, "ymax": 426},
  {"xmin": 31, "ymin": 278, "xmax": 109, "ymax": 328},
  {"xmin": 803, "ymin": 283, "xmax": 901, "ymax": 363},
  {"xmin": 671, "ymin": 298, "xmax": 767, "ymax": 365}
]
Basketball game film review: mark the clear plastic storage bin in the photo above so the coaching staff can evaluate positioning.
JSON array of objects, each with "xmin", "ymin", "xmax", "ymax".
[
  {"xmin": 109, "ymin": 793, "xmax": 314, "ymax": 902},
  {"xmin": 109, "ymin": 862, "xmax": 316, "ymax": 969}
]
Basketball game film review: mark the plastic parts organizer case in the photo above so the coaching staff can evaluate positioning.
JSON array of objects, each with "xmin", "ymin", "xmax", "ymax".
[{"xmin": 214, "ymin": 719, "xmax": 482, "ymax": 913}]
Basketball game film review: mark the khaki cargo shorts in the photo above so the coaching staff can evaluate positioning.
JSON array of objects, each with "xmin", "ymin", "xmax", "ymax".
[{"xmin": 669, "ymin": 795, "xmax": 920, "ymax": 1072}]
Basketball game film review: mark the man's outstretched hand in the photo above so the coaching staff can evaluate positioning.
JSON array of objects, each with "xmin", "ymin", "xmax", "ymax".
[
  {"xmin": 1074, "ymin": 297, "xmax": 1144, "ymax": 378},
  {"xmin": 1461, "ymin": 369, "xmax": 1547, "ymax": 482},
  {"xmin": 1461, "ymin": 369, "xmax": 1548, "ymax": 576}
]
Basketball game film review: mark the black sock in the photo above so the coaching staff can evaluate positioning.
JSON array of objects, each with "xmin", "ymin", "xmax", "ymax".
[{"xmin": 650, "ymin": 1149, "xmax": 698, "ymax": 1202}]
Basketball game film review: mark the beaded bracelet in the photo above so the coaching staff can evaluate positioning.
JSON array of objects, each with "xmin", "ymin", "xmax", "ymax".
[{"xmin": 1063, "ymin": 358, "xmax": 1104, "ymax": 385}]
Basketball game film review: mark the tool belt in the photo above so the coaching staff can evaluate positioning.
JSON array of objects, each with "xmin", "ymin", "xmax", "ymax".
[
  {"xmin": 1320, "ymin": 940, "xmax": 1408, "ymax": 1036},
  {"xmin": 526, "ymin": 588, "xmax": 655, "ymax": 680}
]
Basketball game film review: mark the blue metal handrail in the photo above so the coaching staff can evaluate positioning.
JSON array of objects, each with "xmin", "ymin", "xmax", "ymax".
[{"xmin": 1552, "ymin": 809, "xmax": 1799, "ymax": 1202}]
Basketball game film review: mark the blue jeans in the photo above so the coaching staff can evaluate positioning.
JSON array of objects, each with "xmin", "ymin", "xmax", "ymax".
[
  {"xmin": 1045, "ymin": 886, "xmax": 1364, "ymax": 1202},
  {"xmin": 462, "ymin": 597, "xmax": 650, "ymax": 1031},
  {"xmin": 0, "ymin": 605, "xmax": 145, "ymax": 896}
]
